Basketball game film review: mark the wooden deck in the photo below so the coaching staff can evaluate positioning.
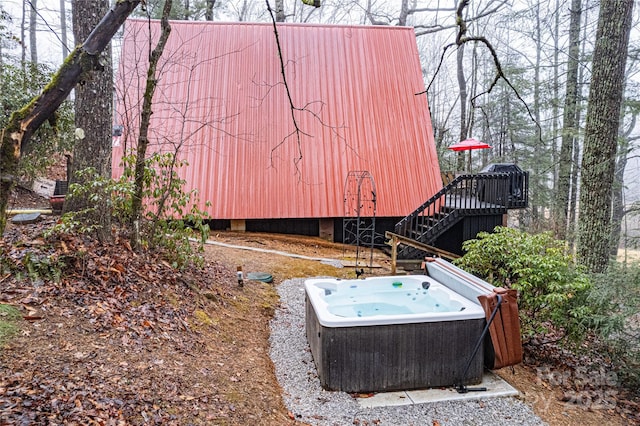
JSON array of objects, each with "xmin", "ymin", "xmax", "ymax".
[
  {"xmin": 394, "ymin": 171, "xmax": 528, "ymax": 258},
  {"xmin": 444, "ymin": 194, "xmax": 506, "ymax": 212}
]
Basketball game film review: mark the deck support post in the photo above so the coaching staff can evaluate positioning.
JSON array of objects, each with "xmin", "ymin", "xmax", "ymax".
[
  {"xmin": 384, "ymin": 231, "xmax": 460, "ymax": 274},
  {"xmin": 389, "ymin": 234, "xmax": 398, "ymax": 274}
]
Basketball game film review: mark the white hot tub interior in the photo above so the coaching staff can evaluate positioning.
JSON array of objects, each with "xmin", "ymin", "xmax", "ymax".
[{"xmin": 305, "ymin": 275, "xmax": 485, "ymax": 327}]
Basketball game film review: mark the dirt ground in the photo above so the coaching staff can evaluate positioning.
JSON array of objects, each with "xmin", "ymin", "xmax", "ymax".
[{"xmin": 0, "ymin": 190, "xmax": 636, "ymax": 425}]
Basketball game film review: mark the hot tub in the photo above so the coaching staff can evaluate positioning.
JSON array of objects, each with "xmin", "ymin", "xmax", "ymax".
[{"xmin": 305, "ymin": 274, "xmax": 486, "ymax": 392}]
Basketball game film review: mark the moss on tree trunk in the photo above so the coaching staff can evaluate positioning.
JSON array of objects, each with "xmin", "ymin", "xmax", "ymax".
[
  {"xmin": 577, "ymin": 0, "xmax": 634, "ymax": 273},
  {"xmin": 0, "ymin": 0, "xmax": 140, "ymax": 235}
]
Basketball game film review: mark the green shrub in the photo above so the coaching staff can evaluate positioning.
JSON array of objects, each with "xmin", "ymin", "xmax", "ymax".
[
  {"xmin": 45, "ymin": 168, "xmax": 110, "ymax": 236},
  {"xmin": 454, "ymin": 227, "xmax": 592, "ymax": 343},
  {"xmin": 49, "ymin": 152, "xmax": 210, "ymax": 269},
  {"xmin": 589, "ymin": 262, "xmax": 640, "ymax": 391},
  {"xmin": 119, "ymin": 152, "xmax": 210, "ymax": 268}
]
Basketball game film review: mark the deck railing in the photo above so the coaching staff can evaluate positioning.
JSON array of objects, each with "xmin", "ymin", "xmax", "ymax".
[{"xmin": 394, "ymin": 171, "xmax": 528, "ymax": 248}]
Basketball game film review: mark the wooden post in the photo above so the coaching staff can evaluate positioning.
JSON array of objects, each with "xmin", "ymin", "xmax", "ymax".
[
  {"xmin": 390, "ymin": 234, "xmax": 397, "ymax": 274},
  {"xmin": 384, "ymin": 231, "xmax": 460, "ymax": 272}
]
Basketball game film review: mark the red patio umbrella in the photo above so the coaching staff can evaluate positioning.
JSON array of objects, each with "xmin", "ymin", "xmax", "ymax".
[
  {"xmin": 448, "ymin": 138, "xmax": 492, "ymax": 151},
  {"xmin": 448, "ymin": 138, "xmax": 492, "ymax": 171}
]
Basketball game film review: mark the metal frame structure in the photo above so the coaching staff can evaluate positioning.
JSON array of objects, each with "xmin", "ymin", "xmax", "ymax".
[{"xmin": 342, "ymin": 171, "xmax": 377, "ymax": 271}]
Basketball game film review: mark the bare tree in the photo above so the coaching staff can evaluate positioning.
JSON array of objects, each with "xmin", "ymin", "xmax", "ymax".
[
  {"xmin": 456, "ymin": 42, "xmax": 468, "ymax": 170},
  {"xmin": 361, "ymin": 0, "xmax": 456, "ymax": 28},
  {"xmin": 549, "ymin": 0, "xmax": 561, "ymax": 228},
  {"xmin": 184, "ymin": 0, "xmax": 190, "ymax": 19},
  {"xmin": 553, "ymin": 0, "xmax": 582, "ymax": 241},
  {"xmin": 114, "ymin": 20, "xmax": 246, "ymax": 230},
  {"xmin": 421, "ymin": 1, "xmax": 536, "ymax": 147},
  {"xmin": 567, "ymin": 4, "xmax": 592, "ymax": 244},
  {"xmin": 526, "ymin": 0, "xmax": 543, "ymax": 227},
  {"xmin": 610, "ymin": 136, "xmax": 634, "ymax": 256},
  {"xmin": 29, "ymin": 0, "xmax": 37, "ymax": 64},
  {"xmin": 609, "ymin": 77, "xmax": 640, "ymax": 255},
  {"xmin": 275, "ymin": 0, "xmax": 286, "ymax": 21},
  {"xmin": 20, "ymin": 1, "xmax": 26, "ymax": 76},
  {"xmin": 131, "ymin": 0, "xmax": 173, "ymax": 249},
  {"xmin": 60, "ymin": 0, "xmax": 69, "ymax": 62},
  {"xmin": 237, "ymin": 0, "xmax": 253, "ymax": 21},
  {"xmin": 205, "ymin": 0, "xmax": 216, "ymax": 21}
]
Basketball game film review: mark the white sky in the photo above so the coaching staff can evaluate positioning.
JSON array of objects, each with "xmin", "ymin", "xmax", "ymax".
[
  {"xmin": 4, "ymin": 0, "xmax": 422, "ymax": 67},
  {"xmin": 4, "ymin": 0, "xmax": 70, "ymax": 66}
]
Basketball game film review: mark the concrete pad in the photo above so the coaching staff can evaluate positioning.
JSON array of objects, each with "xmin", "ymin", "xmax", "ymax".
[
  {"xmin": 357, "ymin": 390, "xmax": 413, "ymax": 408},
  {"xmin": 357, "ymin": 371, "xmax": 519, "ymax": 408}
]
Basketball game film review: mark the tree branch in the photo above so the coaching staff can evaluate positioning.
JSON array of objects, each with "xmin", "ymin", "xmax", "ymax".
[
  {"xmin": 0, "ymin": 0, "xmax": 141, "ymax": 234},
  {"xmin": 264, "ymin": 0, "xmax": 351, "ymax": 178},
  {"xmin": 133, "ymin": 0, "xmax": 173, "ymax": 249},
  {"xmin": 265, "ymin": 0, "xmax": 304, "ymax": 170},
  {"xmin": 416, "ymin": 0, "xmax": 541, "ymax": 139}
]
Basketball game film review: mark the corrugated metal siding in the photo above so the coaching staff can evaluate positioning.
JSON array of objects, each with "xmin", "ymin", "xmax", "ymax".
[{"xmin": 113, "ymin": 20, "xmax": 442, "ymax": 219}]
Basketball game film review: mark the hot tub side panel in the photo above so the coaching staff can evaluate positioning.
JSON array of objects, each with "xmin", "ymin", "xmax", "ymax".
[
  {"xmin": 305, "ymin": 297, "xmax": 485, "ymax": 393},
  {"xmin": 306, "ymin": 295, "xmax": 325, "ymax": 381}
]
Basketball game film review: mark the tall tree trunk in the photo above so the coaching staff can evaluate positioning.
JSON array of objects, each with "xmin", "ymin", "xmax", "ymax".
[
  {"xmin": 60, "ymin": 0, "xmax": 69, "ymax": 63},
  {"xmin": 609, "ymin": 108, "xmax": 637, "ymax": 256},
  {"xmin": 29, "ymin": 0, "xmax": 37, "ymax": 65},
  {"xmin": 21, "ymin": 0, "xmax": 26, "ymax": 77},
  {"xmin": 553, "ymin": 0, "xmax": 581, "ymax": 241},
  {"xmin": 0, "ymin": 0, "xmax": 141, "ymax": 235},
  {"xmin": 275, "ymin": 0, "xmax": 285, "ymax": 22},
  {"xmin": 65, "ymin": 0, "xmax": 114, "ymax": 241},
  {"xmin": 398, "ymin": 0, "xmax": 409, "ymax": 26},
  {"xmin": 551, "ymin": 0, "xmax": 560, "ymax": 194},
  {"xmin": 577, "ymin": 0, "xmax": 634, "ymax": 273},
  {"xmin": 567, "ymin": 6, "xmax": 590, "ymax": 248},
  {"xmin": 364, "ymin": 0, "xmax": 383, "ymax": 25},
  {"xmin": 568, "ymin": 138, "xmax": 580, "ymax": 244},
  {"xmin": 238, "ymin": 0, "xmax": 249, "ymax": 21},
  {"xmin": 456, "ymin": 43, "xmax": 468, "ymax": 171},
  {"xmin": 205, "ymin": 0, "xmax": 216, "ymax": 21},
  {"xmin": 131, "ymin": 0, "xmax": 173, "ymax": 250},
  {"xmin": 468, "ymin": 40, "xmax": 478, "ymax": 142},
  {"xmin": 609, "ymin": 143, "xmax": 627, "ymax": 257},
  {"xmin": 531, "ymin": 0, "xmax": 542, "ymax": 225}
]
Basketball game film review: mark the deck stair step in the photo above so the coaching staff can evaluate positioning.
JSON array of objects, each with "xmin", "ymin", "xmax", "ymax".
[{"xmin": 394, "ymin": 171, "xmax": 529, "ymax": 260}]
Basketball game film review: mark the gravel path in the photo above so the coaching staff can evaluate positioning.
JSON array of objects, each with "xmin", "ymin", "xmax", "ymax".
[{"xmin": 269, "ymin": 278, "xmax": 546, "ymax": 426}]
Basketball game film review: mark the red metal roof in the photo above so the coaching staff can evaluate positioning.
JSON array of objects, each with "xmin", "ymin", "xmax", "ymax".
[{"xmin": 113, "ymin": 20, "xmax": 442, "ymax": 219}]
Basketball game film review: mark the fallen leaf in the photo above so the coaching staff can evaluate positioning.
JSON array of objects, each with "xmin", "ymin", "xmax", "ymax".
[
  {"xmin": 355, "ymin": 392, "xmax": 374, "ymax": 398},
  {"xmin": 23, "ymin": 315, "xmax": 44, "ymax": 321}
]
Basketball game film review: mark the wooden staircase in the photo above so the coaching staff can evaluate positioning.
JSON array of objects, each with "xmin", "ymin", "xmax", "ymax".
[{"xmin": 394, "ymin": 171, "xmax": 528, "ymax": 259}]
